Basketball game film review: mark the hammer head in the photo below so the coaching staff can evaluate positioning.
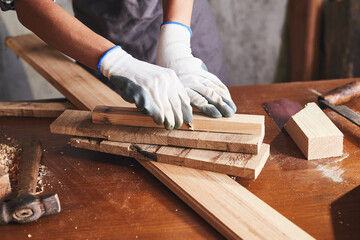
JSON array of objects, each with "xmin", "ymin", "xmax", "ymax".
[{"xmin": 0, "ymin": 194, "xmax": 61, "ymax": 224}]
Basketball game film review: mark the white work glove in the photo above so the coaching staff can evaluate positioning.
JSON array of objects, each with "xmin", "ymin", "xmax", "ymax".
[
  {"xmin": 156, "ymin": 23, "xmax": 237, "ymax": 118},
  {"xmin": 98, "ymin": 46, "xmax": 193, "ymax": 130}
]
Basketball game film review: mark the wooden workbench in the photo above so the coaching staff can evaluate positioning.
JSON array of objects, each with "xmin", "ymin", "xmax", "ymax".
[{"xmin": 0, "ymin": 79, "xmax": 359, "ymax": 239}]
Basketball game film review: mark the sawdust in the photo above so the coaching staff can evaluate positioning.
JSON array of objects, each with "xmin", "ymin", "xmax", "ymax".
[
  {"xmin": 0, "ymin": 136, "xmax": 50, "ymax": 194},
  {"xmin": 0, "ymin": 138, "xmax": 22, "ymax": 187},
  {"xmin": 36, "ymin": 164, "xmax": 50, "ymax": 194},
  {"xmin": 315, "ymin": 153, "xmax": 349, "ymax": 183}
]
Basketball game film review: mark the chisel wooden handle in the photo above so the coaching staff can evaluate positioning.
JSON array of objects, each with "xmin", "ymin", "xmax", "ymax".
[
  {"xmin": 320, "ymin": 81, "xmax": 360, "ymax": 105},
  {"xmin": 17, "ymin": 140, "xmax": 42, "ymax": 197}
]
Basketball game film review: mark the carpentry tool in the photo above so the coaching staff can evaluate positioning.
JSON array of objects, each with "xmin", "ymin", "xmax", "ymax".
[
  {"xmin": 0, "ymin": 140, "xmax": 60, "ymax": 224},
  {"xmin": 318, "ymin": 81, "xmax": 360, "ymax": 127}
]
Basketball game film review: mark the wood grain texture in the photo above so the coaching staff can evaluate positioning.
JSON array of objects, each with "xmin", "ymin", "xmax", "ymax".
[
  {"xmin": 0, "ymin": 169, "xmax": 11, "ymax": 202},
  {"xmin": 289, "ymin": 0, "xmax": 323, "ymax": 82},
  {"xmin": 92, "ymin": 105, "xmax": 265, "ymax": 135},
  {"xmin": 1, "ymin": 79, "xmax": 359, "ymax": 240},
  {"xmin": 0, "ymin": 102, "xmax": 75, "ymax": 118},
  {"xmin": 7, "ymin": 34, "xmax": 313, "ymax": 239},
  {"xmin": 324, "ymin": 0, "xmax": 360, "ymax": 79},
  {"xmin": 17, "ymin": 140, "xmax": 42, "ymax": 196},
  {"xmin": 70, "ymin": 137, "xmax": 270, "ymax": 179},
  {"xmin": 5, "ymin": 34, "xmax": 133, "ymax": 110},
  {"xmin": 284, "ymin": 102, "xmax": 343, "ymax": 160},
  {"xmin": 70, "ymin": 136, "xmax": 312, "ymax": 239},
  {"xmin": 52, "ymin": 110, "xmax": 263, "ymax": 154}
]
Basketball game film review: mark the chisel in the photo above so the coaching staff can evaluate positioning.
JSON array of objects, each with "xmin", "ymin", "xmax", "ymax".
[{"xmin": 318, "ymin": 81, "xmax": 360, "ymax": 127}]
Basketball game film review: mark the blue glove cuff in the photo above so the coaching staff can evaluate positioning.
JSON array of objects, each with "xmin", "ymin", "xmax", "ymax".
[
  {"xmin": 97, "ymin": 45, "xmax": 122, "ymax": 73},
  {"xmin": 160, "ymin": 21, "xmax": 192, "ymax": 37}
]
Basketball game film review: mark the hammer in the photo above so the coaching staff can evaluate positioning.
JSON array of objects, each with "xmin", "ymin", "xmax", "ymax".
[{"xmin": 0, "ymin": 140, "xmax": 61, "ymax": 224}]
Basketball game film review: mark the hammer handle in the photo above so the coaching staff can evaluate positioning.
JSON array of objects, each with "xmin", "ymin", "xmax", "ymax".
[
  {"xmin": 17, "ymin": 140, "xmax": 42, "ymax": 197},
  {"xmin": 321, "ymin": 81, "xmax": 360, "ymax": 105}
]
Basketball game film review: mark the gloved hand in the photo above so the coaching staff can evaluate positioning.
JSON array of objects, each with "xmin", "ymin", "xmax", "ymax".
[
  {"xmin": 98, "ymin": 46, "xmax": 193, "ymax": 130},
  {"xmin": 156, "ymin": 23, "xmax": 237, "ymax": 118}
]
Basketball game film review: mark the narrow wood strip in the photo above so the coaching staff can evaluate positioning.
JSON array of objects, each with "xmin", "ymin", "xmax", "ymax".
[
  {"xmin": 92, "ymin": 105, "xmax": 265, "ymax": 135},
  {"xmin": 70, "ymin": 137, "xmax": 270, "ymax": 179},
  {"xmin": 0, "ymin": 102, "xmax": 75, "ymax": 118},
  {"xmin": 51, "ymin": 110, "xmax": 262, "ymax": 154}
]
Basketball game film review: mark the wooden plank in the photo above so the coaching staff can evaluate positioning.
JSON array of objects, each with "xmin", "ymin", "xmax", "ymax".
[
  {"xmin": 6, "ymin": 34, "xmax": 313, "ymax": 239},
  {"xmin": 5, "ymin": 34, "xmax": 133, "ymax": 110},
  {"xmin": 68, "ymin": 138, "xmax": 312, "ymax": 240},
  {"xmin": 324, "ymin": 0, "xmax": 360, "ymax": 79},
  {"xmin": 70, "ymin": 137, "xmax": 270, "ymax": 179},
  {"xmin": 289, "ymin": 0, "xmax": 323, "ymax": 81},
  {"xmin": 51, "ymin": 110, "xmax": 263, "ymax": 154},
  {"xmin": 0, "ymin": 102, "xmax": 75, "ymax": 118},
  {"xmin": 0, "ymin": 169, "xmax": 11, "ymax": 202},
  {"xmin": 92, "ymin": 105, "xmax": 265, "ymax": 135},
  {"xmin": 284, "ymin": 102, "xmax": 343, "ymax": 160}
]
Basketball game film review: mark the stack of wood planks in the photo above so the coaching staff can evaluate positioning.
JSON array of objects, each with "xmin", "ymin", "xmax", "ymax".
[
  {"xmin": 50, "ymin": 104, "xmax": 269, "ymax": 179},
  {"xmin": 5, "ymin": 34, "xmax": 315, "ymax": 239}
]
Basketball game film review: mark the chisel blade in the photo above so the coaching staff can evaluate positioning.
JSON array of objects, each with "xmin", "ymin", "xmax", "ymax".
[{"xmin": 318, "ymin": 99, "xmax": 360, "ymax": 127}]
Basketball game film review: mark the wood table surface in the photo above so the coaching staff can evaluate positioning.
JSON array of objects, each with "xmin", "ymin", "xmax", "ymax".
[{"xmin": 0, "ymin": 79, "xmax": 359, "ymax": 240}]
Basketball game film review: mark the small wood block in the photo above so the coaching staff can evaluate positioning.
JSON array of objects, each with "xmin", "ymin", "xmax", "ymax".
[
  {"xmin": 0, "ymin": 102, "xmax": 75, "ymax": 118},
  {"xmin": 92, "ymin": 105, "xmax": 265, "ymax": 135},
  {"xmin": 70, "ymin": 137, "xmax": 270, "ymax": 179},
  {"xmin": 284, "ymin": 102, "xmax": 343, "ymax": 160},
  {"xmin": 0, "ymin": 169, "xmax": 11, "ymax": 202},
  {"xmin": 52, "ymin": 110, "xmax": 263, "ymax": 154}
]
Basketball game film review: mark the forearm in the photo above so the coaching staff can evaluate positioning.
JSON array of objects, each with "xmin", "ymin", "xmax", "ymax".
[
  {"xmin": 162, "ymin": 0, "xmax": 193, "ymax": 27},
  {"xmin": 14, "ymin": 0, "xmax": 115, "ymax": 70}
]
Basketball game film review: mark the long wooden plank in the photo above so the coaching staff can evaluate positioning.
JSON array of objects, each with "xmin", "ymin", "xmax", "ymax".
[
  {"xmin": 70, "ymin": 137, "xmax": 270, "ymax": 179},
  {"xmin": 0, "ymin": 102, "xmax": 75, "ymax": 118},
  {"xmin": 69, "ymin": 139, "xmax": 311, "ymax": 240},
  {"xmin": 5, "ymin": 34, "xmax": 133, "ymax": 110},
  {"xmin": 289, "ymin": 0, "xmax": 323, "ymax": 81},
  {"xmin": 6, "ymin": 34, "xmax": 313, "ymax": 239},
  {"xmin": 51, "ymin": 110, "xmax": 263, "ymax": 154},
  {"xmin": 324, "ymin": 0, "xmax": 360, "ymax": 79},
  {"xmin": 284, "ymin": 102, "xmax": 343, "ymax": 160},
  {"xmin": 92, "ymin": 105, "xmax": 264, "ymax": 135}
]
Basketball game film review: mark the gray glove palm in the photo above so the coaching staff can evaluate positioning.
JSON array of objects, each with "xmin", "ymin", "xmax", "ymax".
[{"xmin": 99, "ymin": 46, "xmax": 193, "ymax": 130}]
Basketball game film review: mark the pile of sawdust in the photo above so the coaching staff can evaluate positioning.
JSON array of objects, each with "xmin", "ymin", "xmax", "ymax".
[
  {"xmin": 0, "ymin": 141, "xmax": 21, "ymax": 186},
  {"xmin": 0, "ymin": 136, "xmax": 49, "ymax": 194}
]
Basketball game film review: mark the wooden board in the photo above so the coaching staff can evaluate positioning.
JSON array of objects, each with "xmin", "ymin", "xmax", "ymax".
[
  {"xmin": 0, "ymin": 169, "xmax": 11, "ymax": 202},
  {"xmin": 92, "ymin": 105, "xmax": 265, "ymax": 135},
  {"xmin": 6, "ymin": 34, "xmax": 314, "ymax": 239},
  {"xmin": 68, "ymin": 140, "xmax": 311, "ymax": 240},
  {"xmin": 324, "ymin": 0, "xmax": 360, "ymax": 79},
  {"xmin": 70, "ymin": 137, "xmax": 270, "ymax": 179},
  {"xmin": 0, "ymin": 102, "xmax": 75, "ymax": 118},
  {"xmin": 51, "ymin": 110, "xmax": 263, "ymax": 154},
  {"xmin": 5, "ymin": 34, "xmax": 133, "ymax": 110},
  {"xmin": 289, "ymin": 0, "xmax": 323, "ymax": 81},
  {"xmin": 284, "ymin": 102, "xmax": 343, "ymax": 160}
]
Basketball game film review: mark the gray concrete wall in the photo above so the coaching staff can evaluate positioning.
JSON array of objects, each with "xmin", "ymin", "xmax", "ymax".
[
  {"xmin": 0, "ymin": 0, "xmax": 289, "ymax": 100},
  {"xmin": 208, "ymin": 0, "xmax": 289, "ymax": 86}
]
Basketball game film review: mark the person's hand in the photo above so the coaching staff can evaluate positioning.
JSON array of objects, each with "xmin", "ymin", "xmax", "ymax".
[
  {"xmin": 156, "ymin": 23, "xmax": 237, "ymax": 118},
  {"xmin": 98, "ymin": 46, "xmax": 193, "ymax": 130}
]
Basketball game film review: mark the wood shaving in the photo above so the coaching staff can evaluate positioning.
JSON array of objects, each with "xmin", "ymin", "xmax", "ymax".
[
  {"xmin": 0, "ymin": 140, "xmax": 21, "ymax": 187},
  {"xmin": 0, "ymin": 136, "xmax": 50, "ymax": 194}
]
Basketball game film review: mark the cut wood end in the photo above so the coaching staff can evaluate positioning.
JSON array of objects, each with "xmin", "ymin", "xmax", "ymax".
[{"xmin": 284, "ymin": 102, "xmax": 343, "ymax": 160}]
